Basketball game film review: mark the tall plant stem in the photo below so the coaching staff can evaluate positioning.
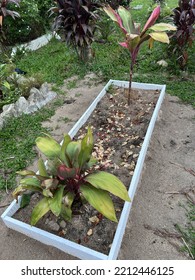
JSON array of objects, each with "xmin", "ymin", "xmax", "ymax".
[{"xmin": 128, "ymin": 62, "xmax": 133, "ymax": 106}]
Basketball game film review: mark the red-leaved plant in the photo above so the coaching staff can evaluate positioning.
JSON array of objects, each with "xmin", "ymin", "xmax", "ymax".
[
  {"xmin": 171, "ymin": 0, "xmax": 195, "ymax": 68},
  {"xmin": 103, "ymin": 5, "xmax": 176, "ymax": 105}
]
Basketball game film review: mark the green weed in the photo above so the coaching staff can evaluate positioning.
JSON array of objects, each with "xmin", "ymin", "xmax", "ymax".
[{"xmin": 175, "ymin": 202, "xmax": 195, "ymax": 259}]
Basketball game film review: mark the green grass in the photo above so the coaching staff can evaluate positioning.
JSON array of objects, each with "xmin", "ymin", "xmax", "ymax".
[
  {"xmin": 0, "ymin": 106, "xmax": 55, "ymax": 190},
  {"xmin": 175, "ymin": 202, "xmax": 195, "ymax": 259},
  {"xmin": 14, "ymin": 39, "xmax": 88, "ymax": 85}
]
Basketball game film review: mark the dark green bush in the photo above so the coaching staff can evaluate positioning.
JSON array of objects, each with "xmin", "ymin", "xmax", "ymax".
[
  {"xmin": 99, "ymin": 1, "xmax": 131, "ymax": 9},
  {"xmin": 3, "ymin": 0, "xmax": 54, "ymax": 45}
]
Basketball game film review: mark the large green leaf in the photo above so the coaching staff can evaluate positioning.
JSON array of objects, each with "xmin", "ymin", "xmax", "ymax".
[
  {"xmin": 60, "ymin": 134, "xmax": 71, "ymax": 166},
  {"xmin": 16, "ymin": 170, "xmax": 36, "ymax": 176},
  {"xmin": 36, "ymin": 135, "xmax": 61, "ymax": 159},
  {"xmin": 149, "ymin": 23, "xmax": 176, "ymax": 32},
  {"xmin": 103, "ymin": 5, "xmax": 126, "ymax": 34},
  {"xmin": 38, "ymin": 158, "xmax": 48, "ymax": 177},
  {"xmin": 85, "ymin": 171, "xmax": 130, "ymax": 202},
  {"xmin": 80, "ymin": 184, "xmax": 117, "ymax": 222},
  {"xmin": 61, "ymin": 204, "xmax": 72, "ymax": 221},
  {"xmin": 48, "ymin": 185, "xmax": 64, "ymax": 216},
  {"xmin": 12, "ymin": 184, "xmax": 42, "ymax": 201},
  {"xmin": 20, "ymin": 194, "xmax": 31, "ymax": 208},
  {"xmin": 118, "ymin": 6, "xmax": 135, "ymax": 34},
  {"xmin": 103, "ymin": 5, "xmax": 120, "ymax": 23},
  {"xmin": 78, "ymin": 126, "xmax": 93, "ymax": 169},
  {"xmin": 20, "ymin": 177, "xmax": 41, "ymax": 188},
  {"xmin": 30, "ymin": 197, "xmax": 50, "ymax": 226},
  {"xmin": 149, "ymin": 32, "xmax": 169, "ymax": 44},
  {"xmin": 66, "ymin": 141, "xmax": 81, "ymax": 168}
]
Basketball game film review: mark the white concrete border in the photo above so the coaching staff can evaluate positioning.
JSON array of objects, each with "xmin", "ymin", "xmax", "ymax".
[
  {"xmin": 1, "ymin": 80, "xmax": 166, "ymax": 260},
  {"xmin": 11, "ymin": 33, "xmax": 60, "ymax": 56}
]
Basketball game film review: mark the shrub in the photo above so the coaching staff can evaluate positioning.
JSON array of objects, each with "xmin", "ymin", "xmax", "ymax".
[
  {"xmin": 51, "ymin": 0, "xmax": 101, "ymax": 61},
  {"xmin": 169, "ymin": 0, "xmax": 195, "ymax": 69},
  {"xmin": 0, "ymin": 0, "xmax": 20, "ymax": 50},
  {"xmin": 99, "ymin": 1, "xmax": 131, "ymax": 9},
  {"xmin": 3, "ymin": 0, "xmax": 54, "ymax": 45}
]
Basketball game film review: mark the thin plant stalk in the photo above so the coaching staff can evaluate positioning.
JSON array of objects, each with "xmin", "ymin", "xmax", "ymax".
[{"xmin": 128, "ymin": 62, "xmax": 133, "ymax": 105}]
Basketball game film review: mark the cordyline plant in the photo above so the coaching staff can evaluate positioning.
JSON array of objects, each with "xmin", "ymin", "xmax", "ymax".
[
  {"xmin": 50, "ymin": 0, "xmax": 101, "ymax": 60},
  {"xmin": 13, "ymin": 127, "xmax": 130, "ymax": 226},
  {"xmin": 172, "ymin": 0, "xmax": 195, "ymax": 68},
  {"xmin": 103, "ymin": 5, "xmax": 176, "ymax": 105}
]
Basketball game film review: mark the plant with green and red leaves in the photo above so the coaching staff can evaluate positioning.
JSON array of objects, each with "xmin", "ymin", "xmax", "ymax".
[
  {"xmin": 13, "ymin": 127, "xmax": 130, "ymax": 226},
  {"xmin": 171, "ymin": 0, "xmax": 195, "ymax": 69},
  {"xmin": 103, "ymin": 5, "xmax": 176, "ymax": 105}
]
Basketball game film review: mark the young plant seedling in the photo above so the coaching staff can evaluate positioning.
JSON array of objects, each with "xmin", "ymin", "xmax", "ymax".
[{"xmin": 103, "ymin": 5, "xmax": 176, "ymax": 105}]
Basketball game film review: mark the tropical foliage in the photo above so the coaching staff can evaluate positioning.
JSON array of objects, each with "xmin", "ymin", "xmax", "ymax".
[
  {"xmin": 50, "ymin": 0, "xmax": 101, "ymax": 60},
  {"xmin": 13, "ymin": 127, "xmax": 130, "ymax": 225},
  {"xmin": 0, "ymin": 0, "xmax": 20, "ymax": 49},
  {"xmin": 0, "ymin": 0, "xmax": 20, "ymax": 28},
  {"xmin": 170, "ymin": 0, "xmax": 195, "ymax": 68},
  {"xmin": 104, "ymin": 5, "xmax": 176, "ymax": 105},
  {"xmin": 99, "ymin": 0, "xmax": 131, "ymax": 9},
  {"xmin": 3, "ymin": 0, "xmax": 53, "ymax": 45}
]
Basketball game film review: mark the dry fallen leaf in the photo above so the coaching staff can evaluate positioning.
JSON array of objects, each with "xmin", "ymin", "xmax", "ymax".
[
  {"xmin": 89, "ymin": 216, "xmax": 100, "ymax": 224},
  {"xmin": 87, "ymin": 229, "xmax": 93, "ymax": 236}
]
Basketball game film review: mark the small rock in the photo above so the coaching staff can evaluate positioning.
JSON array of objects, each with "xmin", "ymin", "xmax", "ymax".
[
  {"xmin": 1, "ymin": 103, "xmax": 16, "ymax": 119},
  {"xmin": 14, "ymin": 97, "xmax": 29, "ymax": 116},
  {"xmin": 132, "ymin": 5, "xmax": 143, "ymax": 10},
  {"xmin": 59, "ymin": 220, "xmax": 67, "ymax": 229},
  {"xmin": 39, "ymin": 82, "xmax": 49, "ymax": 95},
  {"xmin": 157, "ymin": 60, "xmax": 168, "ymax": 67},
  {"xmin": 47, "ymin": 220, "xmax": 60, "ymax": 232}
]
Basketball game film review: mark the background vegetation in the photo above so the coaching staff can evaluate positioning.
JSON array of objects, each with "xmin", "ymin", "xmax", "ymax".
[
  {"xmin": 3, "ymin": 0, "xmax": 54, "ymax": 45},
  {"xmin": 1, "ymin": 0, "xmax": 194, "ymax": 189}
]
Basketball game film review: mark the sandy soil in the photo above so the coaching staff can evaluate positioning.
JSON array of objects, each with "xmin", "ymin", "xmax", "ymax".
[{"xmin": 0, "ymin": 74, "xmax": 194, "ymax": 260}]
